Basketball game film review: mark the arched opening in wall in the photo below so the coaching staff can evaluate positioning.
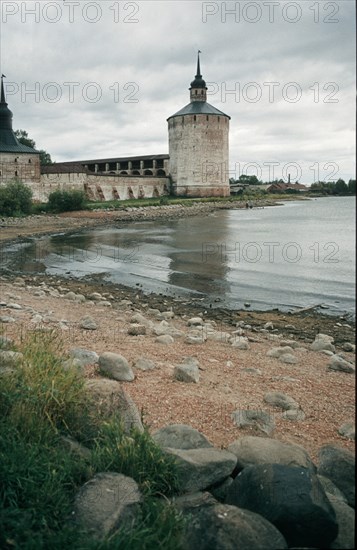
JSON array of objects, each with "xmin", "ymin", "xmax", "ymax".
[
  {"xmin": 128, "ymin": 187, "xmax": 135, "ymax": 199},
  {"xmin": 15, "ymin": 171, "xmax": 18, "ymax": 176},
  {"xmin": 132, "ymin": 170, "xmax": 140, "ymax": 175},
  {"xmin": 28, "ymin": 159, "xmax": 32, "ymax": 163},
  {"xmin": 120, "ymin": 171, "xmax": 128, "ymax": 175},
  {"xmin": 138, "ymin": 186, "xmax": 145, "ymax": 199},
  {"xmin": 157, "ymin": 169, "xmax": 166, "ymax": 176},
  {"xmin": 144, "ymin": 170, "xmax": 153, "ymax": 176},
  {"xmin": 109, "ymin": 171, "xmax": 116, "ymax": 175},
  {"xmin": 15, "ymin": 158, "xmax": 18, "ymax": 163},
  {"xmin": 153, "ymin": 186, "xmax": 160, "ymax": 197}
]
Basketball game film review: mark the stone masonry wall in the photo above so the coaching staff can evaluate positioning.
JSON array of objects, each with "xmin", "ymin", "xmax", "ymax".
[
  {"xmin": 0, "ymin": 152, "xmax": 41, "ymax": 184},
  {"xmin": 168, "ymin": 114, "xmax": 230, "ymax": 197}
]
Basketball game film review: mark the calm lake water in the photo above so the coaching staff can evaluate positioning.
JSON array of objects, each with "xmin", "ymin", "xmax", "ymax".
[{"xmin": 3, "ymin": 197, "xmax": 356, "ymax": 316}]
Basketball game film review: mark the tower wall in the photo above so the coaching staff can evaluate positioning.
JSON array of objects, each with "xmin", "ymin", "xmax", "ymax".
[
  {"xmin": 168, "ymin": 113, "xmax": 230, "ymax": 197},
  {"xmin": 0, "ymin": 152, "xmax": 41, "ymax": 185}
]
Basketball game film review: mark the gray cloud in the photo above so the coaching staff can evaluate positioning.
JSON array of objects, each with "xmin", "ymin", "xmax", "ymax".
[{"xmin": 0, "ymin": 0, "xmax": 355, "ymax": 182}]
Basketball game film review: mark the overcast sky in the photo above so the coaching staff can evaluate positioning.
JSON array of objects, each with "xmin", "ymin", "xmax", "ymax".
[{"xmin": 0, "ymin": 0, "xmax": 355, "ymax": 183}]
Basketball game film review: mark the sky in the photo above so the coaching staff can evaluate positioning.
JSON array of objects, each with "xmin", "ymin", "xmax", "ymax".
[{"xmin": 0, "ymin": 0, "xmax": 355, "ymax": 183}]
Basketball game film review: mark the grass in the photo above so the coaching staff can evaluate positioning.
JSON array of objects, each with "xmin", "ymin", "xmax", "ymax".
[{"xmin": 0, "ymin": 333, "xmax": 184, "ymax": 548}]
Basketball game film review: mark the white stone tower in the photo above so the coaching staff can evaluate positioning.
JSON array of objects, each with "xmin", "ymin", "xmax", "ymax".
[{"xmin": 167, "ymin": 52, "xmax": 230, "ymax": 197}]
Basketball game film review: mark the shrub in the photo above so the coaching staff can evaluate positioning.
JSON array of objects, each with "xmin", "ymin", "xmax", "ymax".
[
  {"xmin": 0, "ymin": 179, "xmax": 33, "ymax": 216},
  {"xmin": 47, "ymin": 189, "xmax": 86, "ymax": 213}
]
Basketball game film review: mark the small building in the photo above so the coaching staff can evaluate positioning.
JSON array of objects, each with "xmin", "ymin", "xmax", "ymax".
[{"xmin": 267, "ymin": 182, "xmax": 308, "ymax": 193}]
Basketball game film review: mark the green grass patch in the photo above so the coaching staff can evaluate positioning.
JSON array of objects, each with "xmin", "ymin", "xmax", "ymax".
[{"xmin": 0, "ymin": 333, "xmax": 184, "ymax": 548}]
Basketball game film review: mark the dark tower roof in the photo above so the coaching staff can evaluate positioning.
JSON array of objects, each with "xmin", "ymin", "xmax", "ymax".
[
  {"xmin": 167, "ymin": 53, "xmax": 230, "ymax": 121},
  {"xmin": 190, "ymin": 51, "xmax": 207, "ymax": 90},
  {"xmin": 0, "ymin": 74, "xmax": 39, "ymax": 154}
]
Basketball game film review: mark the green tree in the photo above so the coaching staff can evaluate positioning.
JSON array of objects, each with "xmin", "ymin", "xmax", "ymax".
[
  {"xmin": 335, "ymin": 178, "xmax": 348, "ymax": 195},
  {"xmin": 348, "ymin": 179, "xmax": 356, "ymax": 194},
  {"xmin": 14, "ymin": 129, "xmax": 53, "ymax": 166},
  {"xmin": 0, "ymin": 180, "xmax": 33, "ymax": 216}
]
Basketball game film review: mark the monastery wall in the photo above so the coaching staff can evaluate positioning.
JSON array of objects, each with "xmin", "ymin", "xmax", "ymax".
[{"xmin": 0, "ymin": 152, "xmax": 41, "ymax": 184}]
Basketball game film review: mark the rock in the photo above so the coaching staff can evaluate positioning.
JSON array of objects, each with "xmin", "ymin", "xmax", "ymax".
[
  {"xmin": 264, "ymin": 321, "xmax": 274, "ymax": 330},
  {"xmin": 62, "ymin": 358, "xmax": 85, "ymax": 376},
  {"xmin": 228, "ymin": 436, "xmax": 315, "ymax": 472},
  {"xmin": 174, "ymin": 359, "xmax": 200, "ymax": 383},
  {"xmin": 187, "ymin": 317, "xmax": 204, "ymax": 326},
  {"xmin": 0, "ymin": 350, "xmax": 23, "ymax": 367},
  {"xmin": 231, "ymin": 336, "xmax": 249, "ymax": 350},
  {"xmin": 6, "ymin": 303, "xmax": 22, "ymax": 310},
  {"xmin": 338, "ymin": 422, "xmax": 355, "ymax": 440},
  {"xmin": 317, "ymin": 475, "xmax": 348, "ymax": 503},
  {"xmin": 279, "ymin": 353, "xmax": 298, "ymax": 364},
  {"xmin": 342, "ymin": 342, "xmax": 355, "ymax": 353},
  {"xmin": 130, "ymin": 312, "xmax": 153, "ymax": 328},
  {"xmin": 206, "ymin": 330, "xmax": 231, "ymax": 343},
  {"xmin": 79, "ymin": 316, "xmax": 97, "ymax": 330},
  {"xmin": 98, "ymin": 352, "xmax": 134, "ymax": 382},
  {"xmin": 263, "ymin": 391, "xmax": 299, "ymax": 411},
  {"xmin": 0, "ymin": 316, "xmax": 16, "ymax": 323},
  {"xmin": 69, "ymin": 348, "xmax": 99, "ymax": 367},
  {"xmin": 155, "ymin": 334, "xmax": 174, "ymax": 345},
  {"xmin": 318, "ymin": 444, "xmax": 355, "ymax": 507},
  {"xmin": 88, "ymin": 292, "xmax": 103, "ymax": 301},
  {"xmin": 181, "ymin": 503, "xmax": 287, "ymax": 550},
  {"xmin": 280, "ymin": 339, "xmax": 301, "ymax": 349},
  {"xmin": 311, "ymin": 333, "xmax": 335, "ymax": 353},
  {"xmin": 65, "ymin": 291, "xmax": 77, "ymax": 301},
  {"xmin": 85, "ymin": 379, "xmax": 143, "ymax": 433},
  {"xmin": 282, "ymin": 409, "xmax": 306, "ymax": 421},
  {"xmin": 185, "ymin": 328, "xmax": 206, "ymax": 344},
  {"xmin": 0, "ymin": 335, "xmax": 13, "ymax": 349},
  {"xmin": 327, "ymin": 355, "xmax": 355, "ymax": 373},
  {"xmin": 153, "ymin": 322, "xmax": 184, "ymax": 339},
  {"xmin": 266, "ymin": 346, "xmax": 294, "ymax": 358},
  {"xmin": 225, "ymin": 464, "xmax": 338, "ymax": 548},
  {"xmin": 241, "ymin": 367, "xmax": 262, "ymax": 375},
  {"xmin": 127, "ymin": 324, "xmax": 146, "ymax": 336},
  {"xmin": 208, "ymin": 476, "xmax": 234, "ymax": 502},
  {"xmin": 159, "ymin": 311, "xmax": 174, "ymax": 320},
  {"xmin": 72, "ymin": 473, "xmax": 142, "ymax": 539},
  {"xmin": 153, "ymin": 424, "xmax": 213, "ymax": 450},
  {"xmin": 60, "ymin": 435, "xmax": 92, "ymax": 461},
  {"xmin": 172, "ymin": 491, "xmax": 217, "ymax": 513},
  {"xmin": 96, "ymin": 301, "xmax": 112, "ymax": 307},
  {"xmin": 165, "ymin": 447, "xmax": 237, "ymax": 493},
  {"xmin": 133, "ymin": 357, "xmax": 156, "ymax": 371},
  {"xmin": 231, "ymin": 410, "xmax": 275, "ymax": 436},
  {"xmin": 328, "ymin": 496, "xmax": 355, "ymax": 549}
]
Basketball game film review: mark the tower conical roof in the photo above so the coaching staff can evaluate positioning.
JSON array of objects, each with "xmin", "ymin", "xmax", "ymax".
[{"xmin": 0, "ymin": 74, "xmax": 39, "ymax": 153}]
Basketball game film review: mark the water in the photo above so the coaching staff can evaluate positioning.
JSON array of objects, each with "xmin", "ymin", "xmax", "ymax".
[{"xmin": 2, "ymin": 197, "xmax": 355, "ymax": 315}]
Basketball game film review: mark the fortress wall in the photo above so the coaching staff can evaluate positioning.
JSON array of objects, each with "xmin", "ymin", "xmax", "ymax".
[
  {"xmin": 33, "ymin": 172, "xmax": 170, "ymax": 202},
  {"xmin": 0, "ymin": 152, "xmax": 41, "ymax": 184}
]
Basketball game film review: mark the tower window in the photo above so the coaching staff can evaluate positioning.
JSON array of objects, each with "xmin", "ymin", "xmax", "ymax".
[
  {"xmin": 15, "ymin": 158, "xmax": 18, "ymax": 163},
  {"xmin": 206, "ymin": 115, "xmax": 209, "ymax": 121},
  {"xmin": 195, "ymin": 90, "xmax": 197, "ymax": 95},
  {"xmin": 15, "ymin": 171, "xmax": 18, "ymax": 176},
  {"xmin": 194, "ymin": 115, "xmax": 196, "ymax": 122},
  {"xmin": 28, "ymin": 159, "xmax": 32, "ymax": 163}
]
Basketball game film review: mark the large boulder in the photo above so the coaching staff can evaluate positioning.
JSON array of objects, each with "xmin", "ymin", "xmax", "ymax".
[
  {"xmin": 164, "ymin": 447, "xmax": 237, "ymax": 493},
  {"xmin": 227, "ymin": 436, "xmax": 316, "ymax": 472},
  {"xmin": 327, "ymin": 355, "xmax": 355, "ymax": 374},
  {"xmin": 181, "ymin": 503, "xmax": 287, "ymax": 550},
  {"xmin": 71, "ymin": 473, "xmax": 142, "ymax": 539},
  {"xmin": 225, "ymin": 464, "xmax": 338, "ymax": 548},
  {"xmin": 69, "ymin": 347, "xmax": 99, "ymax": 367},
  {"xmin": 263, "ymin": 391, "xmax": 299, "ymax": 411},
  {"xmin": 173, "ymin": 359, "xmax": 200, "ymax": 383},
  {"xmin": 85, "ymin": 379, "xmax": 143, "ymax": 433},
  {"xmin": 152, "ymin": 424, "xmax": 213, "ymax": 450},
  {"xmin": 328, "ymin": 495, "xmax": 355, "ymax": 549},
  {"xmin": 98, "ymin": 352, "xmax": 134, "ymax": 382},
  {"xmin": 317, "ymin": 444, "xmax": 355, "ymax": 508},
  {"xmin": 310, "ymin": 333, "xmax": 335, "ymax": 352}
]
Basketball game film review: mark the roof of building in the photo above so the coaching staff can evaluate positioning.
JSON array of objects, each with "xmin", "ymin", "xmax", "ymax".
[
  {"xmin": 62, "ymin": 154, "xmax": 169, "ymax": 165},
  {"xmin": 268, "ymin": 182, "xmax": 308, "ymax": 191},
  {"xmin": 0, "ymin": 75, "xmax": 40, "ymax": 154},
  {"xmin": 41, "ymin": 163, "xmax": 89, "ymax": 174},
  {"xmin": 168, "ymin": 101, "xmax": 230, "ymax": 120}
]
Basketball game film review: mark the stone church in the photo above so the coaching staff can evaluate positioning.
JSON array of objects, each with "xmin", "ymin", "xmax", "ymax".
[{"xmin": 0, "ymin": 54, "xmax": 230, "ymax": 201}]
